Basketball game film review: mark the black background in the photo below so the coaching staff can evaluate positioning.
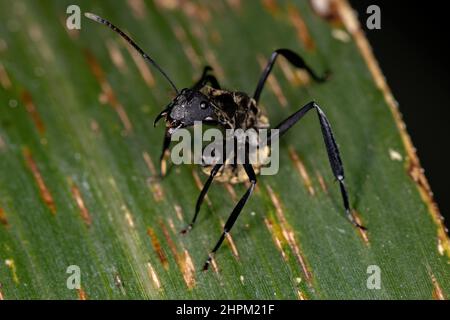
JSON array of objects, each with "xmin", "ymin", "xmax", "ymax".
[{"xmin": 350, "ymin": 1, "xmax": 450, "ymax": 224}]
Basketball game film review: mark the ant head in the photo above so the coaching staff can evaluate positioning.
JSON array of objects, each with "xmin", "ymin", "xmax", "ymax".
[{"xmin": 154, "ymin": 88, "xmax": 216, "ymax": 134}]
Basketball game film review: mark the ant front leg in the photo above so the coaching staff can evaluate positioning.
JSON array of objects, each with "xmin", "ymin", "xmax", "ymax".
[
  {"xmin": 181, "ymin": 163, "xmax": 223, "ymax": 234},
  {"xmin": 203, "ymin": 163, "xmax": 257, "ymax": 271},
  {"xmin": 159, "ymin": 127, "xmax": 171, "ymax": 177},
  {"xmin": 270, "ymin": 101, "xmax": 366, "ymax": 230},
  {"xmin": 253, "ymin": 48, "xmax": 329, "ymax": 104}
]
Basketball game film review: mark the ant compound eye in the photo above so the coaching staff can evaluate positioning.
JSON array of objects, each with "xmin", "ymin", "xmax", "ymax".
[{"xmin": 200, "ymin": 101, "xmax": 208, "ymax": 109}]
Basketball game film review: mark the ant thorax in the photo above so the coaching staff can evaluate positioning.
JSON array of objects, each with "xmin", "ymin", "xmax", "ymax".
[
  {"xmin": 199, "ymin": 86, "xmax": 270, "ymax": 131},
  {"xmin": 199, "ymin": 86, "xmax": 271, "ymax": 183}
]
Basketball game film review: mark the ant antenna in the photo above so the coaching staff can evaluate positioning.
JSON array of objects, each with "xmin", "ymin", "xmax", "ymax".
[{"xmin": 84, "ymin": 12, "xmax": 179, "ymax": 94}]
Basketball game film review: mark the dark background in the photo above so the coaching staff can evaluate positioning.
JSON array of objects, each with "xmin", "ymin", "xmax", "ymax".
[{"xmin": 350, "ymin": 1, "xmax": 450, "ymax": 224}]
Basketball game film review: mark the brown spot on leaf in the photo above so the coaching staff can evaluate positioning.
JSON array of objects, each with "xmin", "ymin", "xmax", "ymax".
[
  {"xmin": 289, "ymin": 147, "xmax": 315, "ymax": 196},
  {"xmin": 147, "ymin": 227, "xmax": 169, "ymax": 269},
  {"xmin": 0, "ymin": 208, "xmax": 8, "ymax": 226},
  {"xmin": 262, "ymin": 0, "xmax": 279, "ymax": 15},
  {"xmin": 23, "ymin": 148, "xmax": 56, "ymax": 214}
]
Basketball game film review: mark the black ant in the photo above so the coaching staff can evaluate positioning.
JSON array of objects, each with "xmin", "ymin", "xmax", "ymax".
[{"xmin": 85, "ymin": 13, "xmax": 366, "ymax": 271}]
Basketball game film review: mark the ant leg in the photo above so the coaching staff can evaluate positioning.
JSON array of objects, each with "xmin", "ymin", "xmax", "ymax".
[
  {"xmin": 203, "ymin": 163, "xmax": 256, "ymax": 271},
  {"xmin": 253, "ymin": 49, "xmax": 328, "ymax": 104},
  {"xmin": 181, "ymin": 163, "xmax": 223, "ymax": 234},
  {"xmin": 192, "ymin": 66, "xmax": 221, "ymax": 91},
  {"xmin": 159, "ymin": 128, "xmax": 171, "ymax": 177},
  {"xmin": 270, "ymin": 101, "xmax": 366, "ymax": 230}
]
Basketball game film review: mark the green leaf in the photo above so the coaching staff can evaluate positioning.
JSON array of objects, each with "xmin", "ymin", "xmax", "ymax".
[{"xmin": 0, "ymin": 0, "xmax": 448, "ymax": 299}]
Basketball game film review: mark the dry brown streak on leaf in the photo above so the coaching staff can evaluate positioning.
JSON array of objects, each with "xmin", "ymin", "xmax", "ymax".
[
  {"xmin": 0, "ymin": 63, "xmax": 12, "ymax": 89},
  {"xmin": 226, "ymin": 0, "xmax": 242, "ymax": 12},
  {"xmin": 84, "ymin": 50, "xmax": 133, "ymax": 134},
  {"xmin": 182, "ymin": 2, "xmax": 211, "ymax": 23},
  {"xmin": 106, "ymin": 40, "xmax": 128, "ymax": 74},
  {"xmin": 0, "ymin": 135, "xmax": 5, "ymax": 151},
  {"xmin": 279, "ymin": 58, "xmax": 312, "ymax": 87},
  {"xmin": 181, "ymin": 249, "xmax": 196, "ymax": 289},
  {"xmin": 122, "ymin": 205, "xmax": 135, "ymax": 229},
  {"xmin": 5, "ymin": 259, "xmax": 19, "ymax": 284},
  {"xmin": 147, "ymin": 227, "xmax": 169, "ymax": 269},
  {"xmin": 431, "ymin": 273, "xmax": 446, "ymax": 300},
  {"xmin": 288, "ymin": 4, "xmax": 315, "ymax": 51},
  {"xmin": 262, "ymin": 0, "xmax": 279, "ymax": 15},
  {"xmin": 23, "ymin": 148, "xmax": 56, "ymax": 214},
  {"xmin": 142, "ymin": 151, "xmax": 164, "ymax": 202},
  {"xmin": 159, "ymin": 219, "xmax": 201, "ymax": 283},
  {"xmin": 127, "ymin": 0, "xmax": 147, "ymax": 20},
  {"xmin": 171, "ymin": 23, "xmax": 201, "ymax": 69},
  {"xmin": 264, "ymin": 217, "xmax": 288, "ymax": 260},
  {"xmin": 123, "ymin": 38, "xmax": 155, "ymax": 88},
  {"xmin": 266, "ymin": 185, "xmax": 313, "ymax": 286},
  {"xmin": 174, "ymin": 204, "xmax": 184, "ymax": 222},
  {"xmin": 77, "ymin": 288, "xmax": 88, "ymax": 300},
  {"xmin": 224, "ymin": 183, "xmax": 237, "ymax": 202},
  {"xmin": 309, "ymin": 0, "xmax": 341, "ymax": 24},
  {"xmin": 154, "ymin": 0, "xmax": 179, "ymax": 10},
  {"xmin": 334, "ymin": 0, "xmax": 450, "ymax": 258},
  {"xmin": 20, "ymin": 90, "xmax": 45, "ymax": 135},
  {"xmin": 351, "ymin": 210, "xmax": 369, "ymax": 245},
  {"xmin": 192, "ymin": 169, "xmax": 212, "ymax": 207},
  {"xmin": 159, "ymin": 219, "xmax": 180, "ymax": 263},
  {"xmin": 146, "ymin": 261, "xmax": 162, "ymax": 289},
  {"xmin": 315, "ymin": 170, "xmax": 328, "ymax": 193},
  {"xmin": 297, "ymin": 289, "xmax": 308, "ymax": 300},
  {"xmin": 218, "ymin": 218, "xmax": 240, "ymax": 260},
  {"xmin": 70, "ymin": 182, "xmax": 92, "ymax": 226},
  {"xmin": 288, "ymin": 146, "xmax": 316, "ymax": 196}
]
